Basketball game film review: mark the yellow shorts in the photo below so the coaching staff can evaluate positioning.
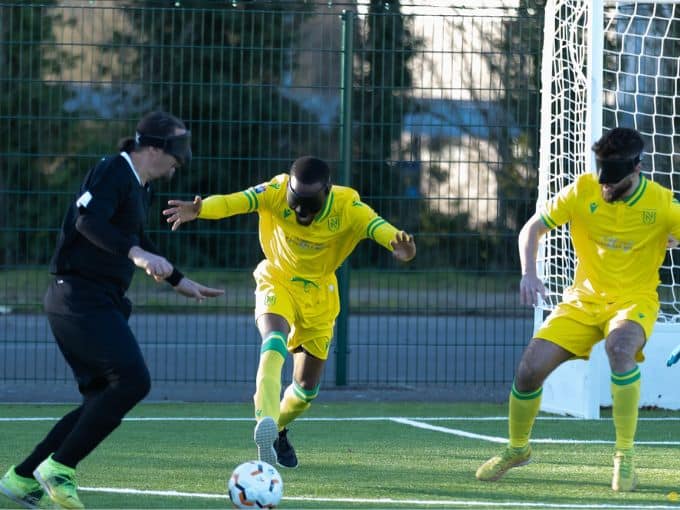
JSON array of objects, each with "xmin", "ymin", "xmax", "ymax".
[
  {"xmin": 534, "ymin": 292, "xmax": 659, "ymax": 362},
  {"xmin": 253, "ymin": 260, "xmax": 340, "ymax": 360}
]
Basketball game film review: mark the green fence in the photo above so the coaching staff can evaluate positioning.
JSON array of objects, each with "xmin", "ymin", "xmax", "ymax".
[{"xmin": 0, "ymin": 1, "xmax": 543, "ymax": 396}]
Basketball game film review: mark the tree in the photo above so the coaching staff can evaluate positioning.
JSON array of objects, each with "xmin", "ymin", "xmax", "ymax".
[{"xmin": 0, "ymin": 3, "xmax": 78, "ymax": 266}]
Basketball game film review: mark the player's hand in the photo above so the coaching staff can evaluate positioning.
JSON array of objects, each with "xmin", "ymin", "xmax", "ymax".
[
  {"xmin": 667, "ymin": 343, "xmax": 680, "ymax": 367},
  {"xmin": 163, "ymin": 195, "xmax": 202, "ymax": 231},
  {"xmin": 172, "ymin": 277, "xmax": 225, "ymax": 302},
  {"xmin": 128, "ymin": 246, "xmax": 173, "ymax": 279},
  {"xmin": 519, "ymin": 273, "xmax": 546, "ymax": 306},
  {"xmin": 391, "ymin": 231, "xmax": 416, "ymax": 262}
]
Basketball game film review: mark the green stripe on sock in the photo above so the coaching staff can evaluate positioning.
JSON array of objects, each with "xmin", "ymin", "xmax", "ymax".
[
  {"xmin": 511, "ymin": 382, "xmax": 543, "ymax": 400},
  {"xmin": 611, "ymin": 366, "xmax": 640, "ymax": 386},
  {"xmin": 260, "ymin": 331, "xmax": 288, "ymax": 358},
  {"xmin": 293, "ymin": 381, "xmax": 319, "ymax": 402}
]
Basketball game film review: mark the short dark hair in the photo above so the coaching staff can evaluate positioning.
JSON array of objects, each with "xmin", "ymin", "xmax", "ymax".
[
  {"xmin": 118, "ymin": 111, "xmax": 187, "ymax": 153},
  {"xmin": 290, "ymin": 156, "xmax": 330, "ymax": 185},
  {"xmin": 592, "ymin": 127, "xmax": 644, "ymax": 160}
]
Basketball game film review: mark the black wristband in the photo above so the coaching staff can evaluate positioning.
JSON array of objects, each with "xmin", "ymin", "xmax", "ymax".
[{"xmin": 165, "ymin": 268, "xmax": 184, "ymax": 287}]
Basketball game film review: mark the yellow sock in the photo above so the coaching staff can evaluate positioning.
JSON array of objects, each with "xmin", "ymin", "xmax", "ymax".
[
  {"xmin": 611, "ymin": 366, "xmax": 641, "ymax": 451},
  {"xmin": 508, "ymin": 382, "xmax": 542, "ymax": 449},
  {"xmin": 253, "ymin": 332, "xmax": 287, "ymax": 422},
  {"xmin": 278, "ymin": 381, "xmax": 318, "ymax": 429}
]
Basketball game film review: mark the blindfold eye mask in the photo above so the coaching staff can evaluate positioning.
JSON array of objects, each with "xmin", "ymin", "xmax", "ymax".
[
  {"xmin": 136, "ymin": 131, "xmax": 192, "ymax": 169},
  {"xmin": 596, "ymin": 153, "xmax": 641, "ymax": 184},
  {"xmin": 286, "ymin": 178, "xmax": 329, "ymax": 215}
]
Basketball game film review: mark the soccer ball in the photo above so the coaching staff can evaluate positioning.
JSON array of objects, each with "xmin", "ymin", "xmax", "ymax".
[{"xmin": 228, "ymin": 460, "xmax": 283, "ymax": 509}]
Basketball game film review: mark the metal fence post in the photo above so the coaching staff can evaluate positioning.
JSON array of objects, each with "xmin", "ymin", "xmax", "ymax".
[{"xmin": 335, "ymin": 9, "xmax": 354, "ymax": 386}]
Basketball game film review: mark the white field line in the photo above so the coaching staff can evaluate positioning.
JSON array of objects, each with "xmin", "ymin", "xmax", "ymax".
[
  {"xmin": 78, "ymin": 486, "xmax": 680, "ymax": 509},
  {"xmin": 390, "ymin": 418, "xmax": 680, "ymax": 445}
]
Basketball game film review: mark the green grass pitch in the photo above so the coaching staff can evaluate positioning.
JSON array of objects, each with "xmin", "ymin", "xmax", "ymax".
[{"xmin": 0, "ymin": 402, "xmax": 679, "ymax": 509}]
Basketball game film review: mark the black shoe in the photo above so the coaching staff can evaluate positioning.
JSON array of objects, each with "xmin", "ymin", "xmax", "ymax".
[{"xmin": 274, "ymin": 428, "xmax": 298, "ymax": 468}]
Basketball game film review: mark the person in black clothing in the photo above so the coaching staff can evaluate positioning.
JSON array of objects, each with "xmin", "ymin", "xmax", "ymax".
[{"xmin": 0, "ymin": 111, "xmax": 223, "ymax": 510}]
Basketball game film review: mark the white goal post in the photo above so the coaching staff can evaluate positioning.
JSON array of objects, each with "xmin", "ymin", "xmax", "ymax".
[{"xmin": 536, "ymin": 0, "xmax": 680, "ymax": 418}]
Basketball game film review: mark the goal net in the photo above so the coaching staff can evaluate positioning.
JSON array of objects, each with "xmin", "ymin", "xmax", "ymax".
[{"xmin": 537, "ymin": 0, "xmax": 680, "ymax": 417}]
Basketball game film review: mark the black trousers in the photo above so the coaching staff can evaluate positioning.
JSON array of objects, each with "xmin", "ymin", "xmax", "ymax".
[{"xmin": 15, "ymin": 275, "xmax": 151, "ymax": 474}]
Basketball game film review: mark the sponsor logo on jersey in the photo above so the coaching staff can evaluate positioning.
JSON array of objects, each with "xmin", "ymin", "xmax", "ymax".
[{"xmin": 254, "ymin": 184, "xmax": 267, "ymax": 194}]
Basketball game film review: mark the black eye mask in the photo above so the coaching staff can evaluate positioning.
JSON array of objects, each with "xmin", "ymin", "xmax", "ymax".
[
  {"xmin": 286, "ymin": 179, "xmax": 329, "ymax": 216},
  {"xmin": 136, "ymin": 131, "xmax": 192, "ymax": 169},
  {"xmin": 596, "ymin": 153, "xmax": 641, "ymax": 184}
]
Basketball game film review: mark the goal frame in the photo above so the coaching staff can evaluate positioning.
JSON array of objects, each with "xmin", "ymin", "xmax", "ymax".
[{"xmin": 536, "ymin": 0, "xmax": 680, "ymax": 418}]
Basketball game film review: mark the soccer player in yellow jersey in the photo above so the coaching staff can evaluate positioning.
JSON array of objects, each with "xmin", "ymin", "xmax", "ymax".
[
  {"xmin": 163, "ymin": 156, "xmax": 416, "ymax": 468},
  {"xmin": 476, "ymin": 127, "xmax": 680, "ymax": 491}
]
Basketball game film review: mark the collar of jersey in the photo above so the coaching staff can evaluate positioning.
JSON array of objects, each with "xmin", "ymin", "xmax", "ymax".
[
  {"xmin": 314, "ymin": 189, "xmax": 335, "ymax": 223},
  {"xmin": 622, "ymin": 174, "xmax": 647, "ymax": 207},
  {"xmin": 120, "ymin": 152, "xmax": 142, "ymax": 185}
]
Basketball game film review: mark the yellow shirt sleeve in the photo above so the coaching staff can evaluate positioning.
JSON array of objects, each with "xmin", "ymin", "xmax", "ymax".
[
  {"xmin": 669, "ymin": 198, "xmax": 680, "ymax": 239},
  {"xmin": 197, "ymin": 186, "xmax": 264, "ymax": 220},
  {"xmin": 539, "ymin": 179, "xmax": 578, "ymax": 229},
  {"xmin": 349, "ymin": 197, "xmax": 400, "ymax": 251}
]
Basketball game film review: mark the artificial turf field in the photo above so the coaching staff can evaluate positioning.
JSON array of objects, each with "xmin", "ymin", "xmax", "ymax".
[{"xmin": 1, "ymin": 401, "xmax": 679, "ymax": 509}]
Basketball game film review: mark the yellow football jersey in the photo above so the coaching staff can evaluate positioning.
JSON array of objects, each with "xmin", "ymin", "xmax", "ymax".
[
  {"xmin": 198, "ymin": 173, "xmax": 400, "ymax": 279},
  {"xmin": 539, "ymin": 173, "xmax": 680, "ymax": 300}
]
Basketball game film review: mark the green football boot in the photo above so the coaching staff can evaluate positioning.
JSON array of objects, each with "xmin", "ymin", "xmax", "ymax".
[
  {"xmin": 0, "ymin": 466, "xmax": 52, "ymax": 509},
  {"xmin": 475, "ymin": 445, "xmax": 532, "ymax": 482},
  {"xmin": 612, "ymin": 449, "xmax": 638, "ymax": 492},
  {"xmin": 33, "ymin": 455, "xmax": 84, "ymax": 509}
]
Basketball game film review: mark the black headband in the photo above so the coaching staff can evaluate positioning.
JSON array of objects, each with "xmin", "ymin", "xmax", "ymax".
[
  {"xmin": 136, "ymin": 131, "xmax": 192, "ymax": 169},
  {"xmin": 596, "ymin": 153, "xmax": 641, "ymax": 184}
]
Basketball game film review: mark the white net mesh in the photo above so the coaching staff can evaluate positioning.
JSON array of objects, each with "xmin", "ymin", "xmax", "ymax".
[{"xmin": 537, "ymin": 0, "xmax": 680, "ymax": 322}]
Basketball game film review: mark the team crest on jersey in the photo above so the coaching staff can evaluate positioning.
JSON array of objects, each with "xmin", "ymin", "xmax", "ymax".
[
  {"xmin": 328, "ymin": 216, "xmax": 340, "ymax": 232},
  {"xmin": 642, "ymin": 210, "xmax": 656, "ymax": 224},
  {"xmin": 283, "ymin": 209, "xmax": 292, "ymax": 219}
]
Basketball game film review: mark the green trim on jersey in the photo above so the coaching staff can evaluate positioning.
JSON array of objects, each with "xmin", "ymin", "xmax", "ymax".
[
  {"xmin": 367, "ymin": 217, "xmax": 387, "ymax": 240},
  {"xmin": 540, "ymin": 212, "xmax": 557, "ymax": 229},
  {"xmin": 625, "ymin": 175, "xmax": 647, "ymax": 207},
  {"xmin": 243, "ymin": 188, "xmax": 259, "ymax": 212},
  {"xmin": 315, "ymin": 191, "xmax": 335, "ymax": 223}
]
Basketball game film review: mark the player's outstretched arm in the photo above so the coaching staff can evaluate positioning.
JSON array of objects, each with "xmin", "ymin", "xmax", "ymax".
[
  {"xmin": 172, "ymin": 277, "xmax": 224, "ymax": 302},
  {"xmin": 163, "ymin": 195, "xmax": 202, "ymax": 231},
  {"xmin": 390, "ymin": 231, "xmax": 416, "ymax": 262}
]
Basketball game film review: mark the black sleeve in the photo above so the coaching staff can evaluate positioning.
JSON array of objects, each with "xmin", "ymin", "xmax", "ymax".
[
  {"xmin": 75, "ymin": 214, "xmax": 137, "ymax": 257},
  {"xmin": 73, "ymin": 162, "xmax": 137, "ymax": 256},
  {"xmin": 139, "ymin": 229, "xmax": 159, "ymax": 254}
]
